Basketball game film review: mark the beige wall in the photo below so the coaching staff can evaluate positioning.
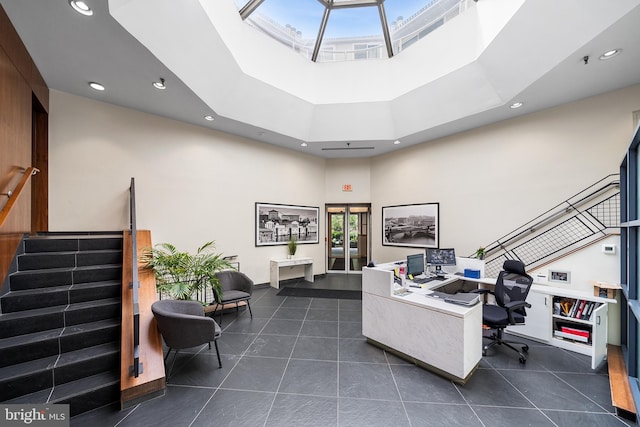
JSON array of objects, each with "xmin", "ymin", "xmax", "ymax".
[
  {"xmin": 49, "ymin": 91, "xmax": 326, "ymax": 283},
  {"xmin": 49, "ymin": 85, "xmax": 640, "ymax": 286},
  {"xmin": 371, "ymin": 84, "xmax": 640, "ymax": 264}
]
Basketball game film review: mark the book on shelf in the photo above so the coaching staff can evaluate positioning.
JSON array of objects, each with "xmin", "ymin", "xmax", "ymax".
[
  {"xmin": 575, "ymin": 300, "xmax": 587, "ymax": 319},
  {"xmin": 554, "ymin": 330, "xmax": 589, "ymax": 343},
  {"xmin": 581, "ymin": 301, "xmax": 593, "ymax": 320},
  {"xmin": 560, "ymin": 326, "xmax": 590, "ymax": 338}
]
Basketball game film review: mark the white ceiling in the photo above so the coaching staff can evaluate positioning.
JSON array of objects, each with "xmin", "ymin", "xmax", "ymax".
[{"xmin": 2, "ymin": 0, "xmax": 640, "ymax": 158}]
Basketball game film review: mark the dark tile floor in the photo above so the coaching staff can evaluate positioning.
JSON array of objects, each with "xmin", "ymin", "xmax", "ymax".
[{"xmin": 72, "ymin": 274, "xmax": 633, "ymax": 427}]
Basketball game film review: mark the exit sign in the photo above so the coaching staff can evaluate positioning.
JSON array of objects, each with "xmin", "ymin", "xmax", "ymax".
[{"xmin": 342, "ymin": 184, "xmax": 352, "ymax": 192}]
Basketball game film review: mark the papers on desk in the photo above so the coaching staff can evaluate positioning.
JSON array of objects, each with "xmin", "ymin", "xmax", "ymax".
[{"xmin": 426, "ymin": 291, "xmax": 480, "ymax": 306}]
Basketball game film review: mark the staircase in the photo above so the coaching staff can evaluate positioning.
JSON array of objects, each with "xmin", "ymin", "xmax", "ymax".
[
  {"xmin": 0, "ymin": 233, "xmax": 123, "ymax": 416},
  {"xmin": 477, "ymin": 174, "xmax": 620, "ymax": 278}
]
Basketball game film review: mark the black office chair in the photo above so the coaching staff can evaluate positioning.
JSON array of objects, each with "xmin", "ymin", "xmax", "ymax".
[{"xmin": 473, "ymin": 259, "xmax": 533, "ymax": 363}]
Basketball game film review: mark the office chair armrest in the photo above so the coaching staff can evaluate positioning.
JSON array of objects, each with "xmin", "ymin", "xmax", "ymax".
[{"xmin": 504, "ymin": 300, "xmax": 532, "ymax": 324}]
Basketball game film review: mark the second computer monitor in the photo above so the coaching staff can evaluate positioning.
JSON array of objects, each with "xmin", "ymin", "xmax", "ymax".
[
  {"xmin": 426, "ymin": 248, "xmax": 456, "ymax": 274},
  {"xmin": 406, "ymin": 253, "xmax": 425, "ymax": 276}
]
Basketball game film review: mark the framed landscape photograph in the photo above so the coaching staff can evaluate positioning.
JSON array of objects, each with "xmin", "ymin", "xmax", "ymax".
[
  {"xmin": 382, "ymin": 203, "xmax": 439, "ymax": 248},
  {"xmin": 255, "ymin": 202, "xmax": 319, "ymax": 246}
]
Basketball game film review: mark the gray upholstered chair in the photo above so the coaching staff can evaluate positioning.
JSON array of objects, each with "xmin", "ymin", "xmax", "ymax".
[
  {"xmin": 212, "ymin": 270, "xmax": 253, "ymax": 325},
  {"xmin": 151, "ymin": 299, "xmax": 221, "ymax": 376}
]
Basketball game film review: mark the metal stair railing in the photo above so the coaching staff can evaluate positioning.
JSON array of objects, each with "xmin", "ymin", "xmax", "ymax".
[{"xmin": 476, "ymin": 174, "xmax": 620, "ymax": 278}]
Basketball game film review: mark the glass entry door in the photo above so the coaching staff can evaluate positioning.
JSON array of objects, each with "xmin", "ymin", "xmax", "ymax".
[{"xmin": 327, "ymin": 204, "xmax": 370, "ymax": 273}]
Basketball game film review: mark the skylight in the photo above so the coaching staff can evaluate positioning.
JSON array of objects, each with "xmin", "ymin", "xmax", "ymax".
[{"xmin": 235, "ymin": 0, "xmax": 471, "ymax": 62}]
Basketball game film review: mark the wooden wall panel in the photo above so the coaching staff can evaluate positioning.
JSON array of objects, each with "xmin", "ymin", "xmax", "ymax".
[
  {"xmin": 0, "ymin": 3, "xmax": 49, "ymax": 283},
  {"xmin": 0, "ymin": 6, "xmax": 48, "ymax": 112},
  {"xmin": 0, "ymin": 46, "xmax": 32, "ymax": 234}
]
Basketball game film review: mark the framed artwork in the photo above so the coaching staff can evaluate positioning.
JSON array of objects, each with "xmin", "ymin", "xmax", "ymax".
[
  {"xmin": 255, "ymin": 202, "xmax": 319, "ymax": 246},
  {"xmin": 382, "ymin": 203, "xmax": 439, "ymax": 248}
]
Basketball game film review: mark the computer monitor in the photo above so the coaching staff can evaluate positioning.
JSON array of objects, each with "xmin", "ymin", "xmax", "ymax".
[
  {"xmin": 426, "ymin": 248, "xmax": 456, "ymax": 274},
  {"xmin": 406, "ymin": 253, "xmax": 425, "ymax": 277}
]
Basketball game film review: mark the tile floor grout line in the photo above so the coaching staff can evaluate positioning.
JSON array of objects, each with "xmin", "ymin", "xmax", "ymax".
[{"xmin": 261, "ymin": 289, "xmax": 312, "ymax": 427}]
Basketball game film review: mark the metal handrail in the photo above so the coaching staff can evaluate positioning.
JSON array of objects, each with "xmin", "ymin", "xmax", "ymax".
[
  {"xmin": 475, "ymin": 174, "xmax": 620, "ymax": 276},
  {"xmin": 129, "ymin": 177, "xmax": 141, "ymax": 377},
  {"xmin": 0, "ymin": 167, "xmax": 39, "ymax": 228}
]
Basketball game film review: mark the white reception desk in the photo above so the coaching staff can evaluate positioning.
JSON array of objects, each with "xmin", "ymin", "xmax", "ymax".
[{"xmin": 362, "ymin": 263, "xmax": 491, "ymax": 383}]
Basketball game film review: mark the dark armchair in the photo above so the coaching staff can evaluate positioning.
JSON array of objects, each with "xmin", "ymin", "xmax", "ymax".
[
  {"xmin": 151, "ymin": 299, "xmax": 222, "ymax": 376},
  {"xmin": 212, "ymin": 270, "xmax": 254, "ymax": 325},
  {"xmin": 473, "ymin": 259, "xmax": 533, "ymax": 363}
]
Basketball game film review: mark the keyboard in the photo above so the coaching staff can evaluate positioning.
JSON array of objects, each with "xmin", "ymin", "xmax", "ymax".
[{"xmin": 411, "ymin": 276, "xmax": 437, "ymax": 284}]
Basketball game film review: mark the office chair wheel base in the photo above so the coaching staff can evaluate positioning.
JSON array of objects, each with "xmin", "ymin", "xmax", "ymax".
[{"xmin": 519, "ymin": 356, "xmax": 526, "ymax": 364}]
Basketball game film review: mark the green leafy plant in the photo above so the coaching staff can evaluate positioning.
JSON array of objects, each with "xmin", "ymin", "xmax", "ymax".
[
  {"xmin": 475, "ymin": 247, "xmax": 486, "ymax": 260},
  {"xmin": 141, "ymin": 241, "xmax": 231, "ymax": 302},
  {"xmin": 287, "ymin": 237, "xmax": 298, "ymax": 256}
]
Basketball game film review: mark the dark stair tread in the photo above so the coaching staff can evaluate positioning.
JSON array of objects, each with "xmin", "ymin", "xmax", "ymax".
[
  {"xmin": 6, "ymin": 371, "xmax": 120, "ymax": 404},
  {"xmin": 0, "ymin": 327, "xmax": 63, "ymax": 350},
  {"xmin": 57, "ymin": 342, "xmax": 119, "ymax": 367},
  {"xmin": 0, "ymin": 318, "xmax": 119, "ymax": 350},
  {"xmin": 3, "ymin": 284, "xmax": 72, "ymax": 298},
  {"xmin": 0, "ymin": 297, "xmax": 120, "ymax": 321},
  {"xmin": 30, "ymin": 233, "xmax": 123, "ymax": 238},
  {"xmin": 0, "ymin": 342, "xmax": 119, "ymax": 381},
  {"xmin": 0, "ymin": 304, "xmax": 66, "ymax": 321},
  {"xmin": 11, "ymin": 264, "xmax": 123, "ymax": 275},
  {"xmin": 51, "ymin": 370, "xmax": 120, "ymax": 401},
  {"xmin": 18, "ymin": 250, "xmax": 123, "ymax": 270},
  {"xmin": 66, "ymin": 297, "xmax": 121, "ymax": 311},
  {"xmin": 0, "ymin": 355, "xmax": 58, "ymax": 381}
]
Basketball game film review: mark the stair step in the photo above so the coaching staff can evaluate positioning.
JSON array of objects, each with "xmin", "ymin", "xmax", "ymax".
[
  {"xmin": 69, "ymin": 280, "xmax": 121, "ymax": 304},
  {"xmin": 7, "ymin": 371, "xmax": 120, "ymax": 417},
  {"xmin": 55, "ymin": 342, "xmax": 120, "ymax": 385},
  {"xmin": 1, "ymin": 285, "xmax": 72, "ymax": 313},
  {"xmin": 0, "ymin": 298, "xmax": 121, "ymax": 339},
  {"xmin": 0, "ymin": 355, "xmax": 56, "ymax": 401},
  {"xmin": 65, "ymin": 297, "xmax": 121, "ymax": 327},
  {"xmin": 0, "ymin": 305, "xmax": 66, "ymax": 339},
  {"xmin": 9, "ymin": 265, "xmax": 122, "ymax": 291},
  {"xmin": 1, "ymin": 280, "xmax": 121, "ymax": 313},
  {"xmin": 18, "ymin": 249, "xmax": 123, "ymax": 271},
  {"xmin": 0, "ymin": 342, "xmax": 119, "ymax": 403},
  {"xmin": 0, "ymin": 328, "xmax": 62, "ymax": 368},
  {"xmin": 25, "ymin": 235, "xmax": 123, "ymax": 253},
  {"xmin": 0, "ymin": 319, "xmax": 120, "ymax": 368}
]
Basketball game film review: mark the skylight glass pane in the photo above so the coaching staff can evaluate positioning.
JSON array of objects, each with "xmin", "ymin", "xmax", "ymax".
[
  {"xmin": 318, "ymin": 6, "xmax": 386, "ymax": 63},
  {"xmin": 243, "ymin": 0, "xmax": 325, "ymax": 61},
  {"xmin": 236, "ymin": 0, "xmax": 473, "ymax": 62},
  {"xmin": 385, "ymin": 0, "xmax": 466, "ymax": 55}
]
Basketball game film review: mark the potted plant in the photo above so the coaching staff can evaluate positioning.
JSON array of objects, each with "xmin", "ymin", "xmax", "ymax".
[
  {"xmin": 287, "ymin": 237, "xmax": 298, "ymax": 258},
  {"xmin": 475, "ymin": 247, "xmax": 486, "ymax": 260},
  {"xmin": 141, "ymin": 241, "xmax": 231, "ymax": 303}
]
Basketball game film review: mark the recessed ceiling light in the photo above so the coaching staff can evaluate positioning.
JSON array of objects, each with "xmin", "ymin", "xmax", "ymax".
[
  {"xmin": 301, "ymin": 143, "xmax": 308, "ymax": 147},
  {"xmin": 88, "ymin": 82, "xmax": 105, "ymax": 91},
  {"xmin": 69, "ymin": 1, "xmax": 93, "ymax": 16},
  {"xmin": 509, "ymin": 102, "xmax": 524, "ymax": 109},
  {"xmin": 393, "ymin": 140, "xmax": 401, "ymax": 145},
  {"xmin": 204, "ymin": 115, "xmax": 215, "ymax": 121},
  {"xmin": 599, "ymin": 48, "xmax": 621, "ymax": 60},
  {"xmin": 153, "ymin": 78, "xmax": 166, "ymax": 90}
]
